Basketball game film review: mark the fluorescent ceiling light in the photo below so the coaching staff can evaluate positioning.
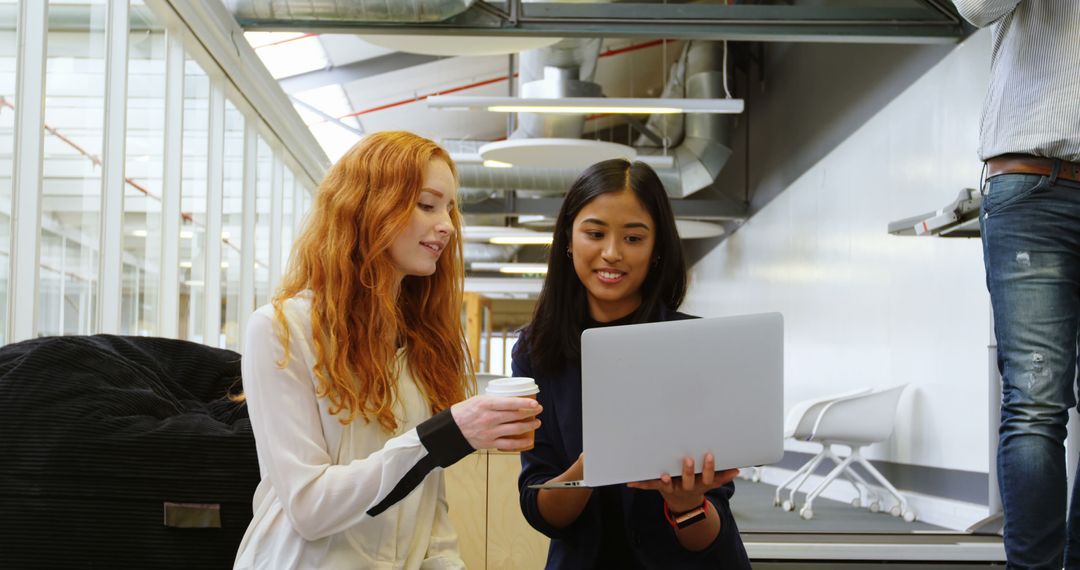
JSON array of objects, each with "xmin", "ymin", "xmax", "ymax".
[
  {"xmin": 491, "ymin": 105, "xmax": 682, "ymax": 114},
  {"xmin": 465, "ymin": 276, "xmax": 543, "ymax": 296},
  {"xmin": 489, "ymin": 235, "xmax": 553, "ymax": 245},
  {"xmin": 428, "ymin": 96, "xmax": 744, "ymax": 115},
  {"xmin": 463, "ymin": 226, "xmax": 553, "ymax": 244},
  {"xmin": 471, "ymin": 262, "xmax": 549, "ymax": 275}
]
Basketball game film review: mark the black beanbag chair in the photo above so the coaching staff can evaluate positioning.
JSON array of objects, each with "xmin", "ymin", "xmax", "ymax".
[{"xmin": 0, "ymin": 335, "xmax": 259, "ymax": 569}]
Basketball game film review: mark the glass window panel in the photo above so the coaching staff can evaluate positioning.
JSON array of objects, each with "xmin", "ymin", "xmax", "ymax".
[
  {"xmin": 220, "ymin": 100, "xmax": 243, "ymax": 350},
  {"xmin": 0, "ymin": 3, "xmax": 17, "ymax": 344},
  {"xmin": 121, "ymin": 0, "xmax": 165, "ymax": 336},
  {"xmin": 301, "ymin": 182, "xmax": 312, "ymax": 217},
  {"xmin": 254, "ymin": 137, "xmax": 272, "ymax": 308},
  {"xmin": 179, "ymin": 58, "xmax": 209, "ymax": 343},
  {"xmin": 281, "ymin": 166, "xmax": 294, "ymax": 273},
  {"xmin": 39, "ymin": 0, "xmax": 107, "ymax": 336}
]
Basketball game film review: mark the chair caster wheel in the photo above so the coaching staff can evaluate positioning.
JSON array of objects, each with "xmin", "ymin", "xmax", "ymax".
[
  {"xmin": 890, "ymin": 505, "xmax": 902, "ymax": 517},
  {"xmin": 773, "ymin": 497, "xmax": 781, "ymax": 507},
  {"xmin": 850, "ymin": 498, "xmax": 861, "ymax": 508},
  {"xmin": 903, "ymin": 510, "xmax": 916, "ymax": 523},
  {"xmin": 782, "ymin": 500, "xmax": 795, "ymax": 512},
  {"xmin": 869, "ymin": 501, "xmax": 880, "ymax": 513},
  {"xmin": 800, "ymin": 508, "xmax": 814, "ymax": 520}
]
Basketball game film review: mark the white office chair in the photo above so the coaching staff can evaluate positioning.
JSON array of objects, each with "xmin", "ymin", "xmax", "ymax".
[
  {"xmin": 773, "ymin": 388, "xmax": 872, "ymax": 512},
  {"xmin": 795, "ymin": 385, "xmax": 914, "ymax": 522},
  {"xmin": 738, "ymin": 466, "xmax": 763, "ymax": 483}
]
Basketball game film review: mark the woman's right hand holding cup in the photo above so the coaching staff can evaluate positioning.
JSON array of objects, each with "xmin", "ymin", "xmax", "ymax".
[{"xmin": 450, "ymin": 395, "xmax": 541, "ymax": 451}]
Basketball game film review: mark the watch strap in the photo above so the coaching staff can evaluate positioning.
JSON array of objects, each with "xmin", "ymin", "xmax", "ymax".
[{"xmin": 664, "ymin": 499, "xmax": 710, "ymax": 529}]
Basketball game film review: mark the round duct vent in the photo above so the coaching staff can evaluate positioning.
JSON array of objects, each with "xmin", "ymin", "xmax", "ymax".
[{"xmin": 479, "ymin": 138, "xmax": 636, "ymax": 169}]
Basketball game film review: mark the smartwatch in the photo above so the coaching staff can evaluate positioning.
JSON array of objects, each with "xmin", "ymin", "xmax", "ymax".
[{"xmin": 665, "ymin": 499, "xmax": 710, "ymax": 529}]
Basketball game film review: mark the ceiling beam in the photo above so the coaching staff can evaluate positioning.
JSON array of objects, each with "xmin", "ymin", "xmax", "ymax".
[
  {"xmin": 235, "ymin": 2, "xmax": 966, "ymax": 45},
  {"xmin": 461, "ymin": 196, "xmax": 747, "ymax": 221},
  {"xmin": 278, "ymin": 52, "xmax": 446, "ymax": 94},
  {"xmin": 289, "ymin": 96, "xmax": 365, "ymax": 136}
]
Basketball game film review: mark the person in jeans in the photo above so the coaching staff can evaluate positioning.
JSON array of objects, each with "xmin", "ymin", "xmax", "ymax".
[{"xmin": 952, "ymin": 1, "xmax": 1080, "ymax": 567}]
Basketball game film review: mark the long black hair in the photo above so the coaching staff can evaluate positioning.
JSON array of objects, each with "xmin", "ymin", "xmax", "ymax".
[{"xmin": 520, "ymin": 158, "xmax": 687, "ymax": 374}]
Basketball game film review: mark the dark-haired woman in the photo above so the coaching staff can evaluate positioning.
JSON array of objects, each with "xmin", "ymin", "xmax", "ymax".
[{"xmin": 512, "ymin": 159, "xmax": 751, "ymax": 569}]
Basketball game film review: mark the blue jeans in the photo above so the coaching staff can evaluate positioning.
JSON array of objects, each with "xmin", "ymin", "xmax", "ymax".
[{"xmin": 981, "ymin": 172, "xmax": 1080, "ymax": 569}]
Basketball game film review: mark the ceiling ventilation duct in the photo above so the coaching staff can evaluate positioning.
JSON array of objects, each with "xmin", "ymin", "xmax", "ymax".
[
  {"xmin": 457, "ymin": 40, "xmax": 735, "ymax": 199},
  {"xmin": 642, "ymin": 41, "xmax": 734, "ymax": 198},
  {"xmin": 441, "ymin": 139, "xmax": 571, "ymax": 198},
  {"xmin": 512, "ymin": 38, "xmax": 603, "ymax": 139},
  {"xmin": 224, "ymin": 0, "xmax": 475, "ymax": 22}
]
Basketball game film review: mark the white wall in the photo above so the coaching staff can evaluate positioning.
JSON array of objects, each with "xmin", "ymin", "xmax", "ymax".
[{"xmin": 684, "ymin": 31, "xmax": 993, "ymax": 473}]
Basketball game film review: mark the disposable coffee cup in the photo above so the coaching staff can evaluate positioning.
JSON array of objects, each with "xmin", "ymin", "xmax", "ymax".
[{"xmin": 484, "ymin": 376, "xmax": 540, "ymax": 452}]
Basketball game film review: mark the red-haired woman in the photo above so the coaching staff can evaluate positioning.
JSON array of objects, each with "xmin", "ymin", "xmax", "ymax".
[{"xmin": 234, "ymin": 131, "xmax": 541, "ymax": 569}]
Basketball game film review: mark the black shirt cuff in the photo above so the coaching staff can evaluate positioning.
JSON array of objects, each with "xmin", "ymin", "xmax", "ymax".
[{"xmin": 417, "ymin": 408, "xmax": 475, "ymax": 468}]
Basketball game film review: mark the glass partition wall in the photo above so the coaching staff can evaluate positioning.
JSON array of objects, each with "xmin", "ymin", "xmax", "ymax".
[{"xmin": 3, "ymin": 0, "xmax": 324, "ymax": 348}]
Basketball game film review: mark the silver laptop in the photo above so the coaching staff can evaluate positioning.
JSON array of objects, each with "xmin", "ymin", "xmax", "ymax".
[{"xmin": 531, "ymin": 312, "xmax": 784, "ymax": 489}]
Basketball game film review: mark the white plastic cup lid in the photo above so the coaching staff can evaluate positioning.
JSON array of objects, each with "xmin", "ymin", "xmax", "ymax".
[{"xmin": 484, "ymin": 376, "xmax": 539, "ymax": 397}]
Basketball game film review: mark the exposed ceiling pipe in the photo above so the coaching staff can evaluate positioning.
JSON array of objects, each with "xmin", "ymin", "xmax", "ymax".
[
  {"xmin": 224, "ymin": 0, "xmax": 475, "ymax": 22},
  {"xmin": 449, "ymin": 37, "xmax": 604, "ymax": 192},
  {"xmin": 646, "ymin": 41, "xmax": 735, "ymax": 198},
  {"xmin": 512, "ymin": 38, "xmax": 603, "ymax": 139},
  {"xmin": 457, "ymin": 40, "xmax": 735, "ymax": 199}
]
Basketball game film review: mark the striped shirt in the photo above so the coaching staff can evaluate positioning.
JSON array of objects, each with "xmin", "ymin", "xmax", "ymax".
[{"xmin": 952, "ymin": 0, "xmax": 1080, "ymax": 162}]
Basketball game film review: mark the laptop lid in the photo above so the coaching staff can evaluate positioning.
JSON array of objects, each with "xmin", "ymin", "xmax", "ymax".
[{"xmin": 578, "ymin": 312, "xmax": 784, "ymax": 487}]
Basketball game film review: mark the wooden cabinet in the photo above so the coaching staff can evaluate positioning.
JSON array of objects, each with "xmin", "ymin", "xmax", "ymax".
[
  {"xmin": 444, "ymin": 453, "xmax": 488, "ymax": 568},
  {"xmin": 462, "ymin": 293, "xmax": 493, "ymax": 373},
  {"xmin": 445, "ymin": 451, "xmax": 550, "ymax": 569}
]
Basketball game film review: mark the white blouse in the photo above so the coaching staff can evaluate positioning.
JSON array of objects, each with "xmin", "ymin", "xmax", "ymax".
[{"xmin": 234, "ymin": 293, "xmax": 472, "ymax": 569}]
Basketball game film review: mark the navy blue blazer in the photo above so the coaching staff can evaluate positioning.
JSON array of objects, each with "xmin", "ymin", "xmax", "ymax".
[{"xmin": 512, "ymin": 306, "xmax": 752, "ymax": 569}]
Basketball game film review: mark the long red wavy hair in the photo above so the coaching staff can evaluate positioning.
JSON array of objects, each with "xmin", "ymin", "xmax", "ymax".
[{"xmin": 273, "ymin": 131, "xmax": 470, "ymax": 432}]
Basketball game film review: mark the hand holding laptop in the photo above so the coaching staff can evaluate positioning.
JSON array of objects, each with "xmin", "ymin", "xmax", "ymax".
[{"xmin": 626, "ymin": 453, "xmax": 740, "ymax": 512}]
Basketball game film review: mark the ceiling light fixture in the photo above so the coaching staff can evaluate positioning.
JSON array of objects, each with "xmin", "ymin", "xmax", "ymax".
[
  {"xmin": 489, "ymin": 235, "xmax": 553, "ymax": 245},
  {"xmin": 483, "ymin": 159, "xmax": 513, "ymax": 168},
  {"xmin": 463, "ymin": 226, "xmax": 554, "ymax": 245},
  {"xmin": 480, "ymin": 138, "xmax": 635, "ymax": 170},
  {"xmin": 471, "ymin": 262, "xmax": 549, "ymax": 275},
  {"xmin": 427, "ymin": 96, "xmax": 744, "ymax": 115}
]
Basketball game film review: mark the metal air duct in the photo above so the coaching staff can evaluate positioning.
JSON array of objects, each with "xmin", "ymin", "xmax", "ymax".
[
  {"xmin": 457, "ymin": 40, "xmax": 735, "ymax": 199},
  {"xmin": 512, "ymin": 38, "xmax": 603, "ymax": 139},
  {"xmin": 648, "ymin": 41, "xmax": 735, "ymax": 198}
]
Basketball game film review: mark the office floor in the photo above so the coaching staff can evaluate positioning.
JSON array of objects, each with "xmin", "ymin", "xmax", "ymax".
[{"xmin": 730, "ymin": 479, "xmax": 945, "ymax": 533}]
